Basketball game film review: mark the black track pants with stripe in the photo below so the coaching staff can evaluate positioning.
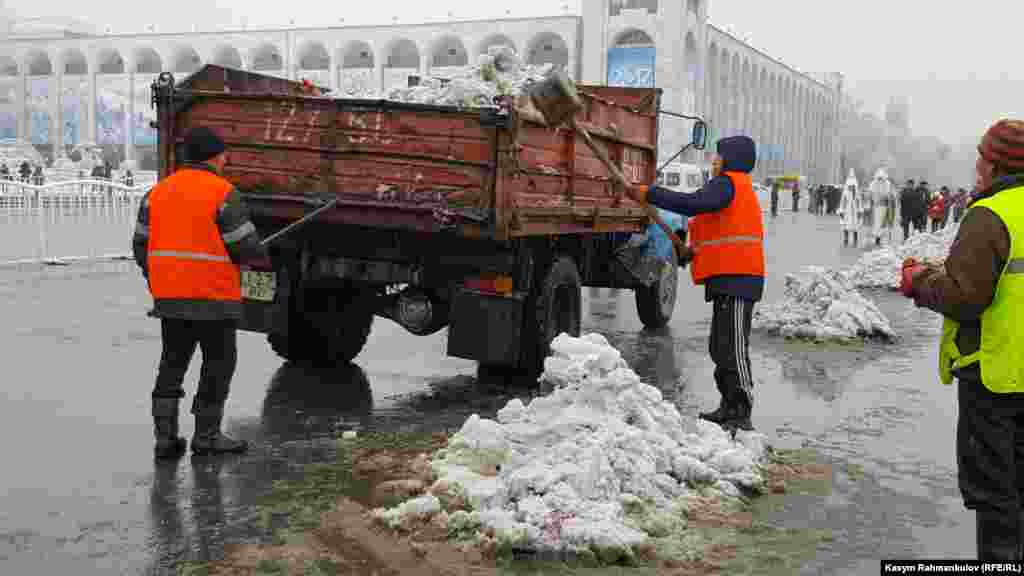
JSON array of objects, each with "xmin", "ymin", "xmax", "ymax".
[{"xmin": 709, "ymin": 295, "xmax": 755, "ymax": 408}]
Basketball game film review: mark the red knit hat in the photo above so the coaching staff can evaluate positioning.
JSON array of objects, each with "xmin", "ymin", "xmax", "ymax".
[{"xmin": 978, "ymin": 119, "xmax": 1024, "ymax": 172}]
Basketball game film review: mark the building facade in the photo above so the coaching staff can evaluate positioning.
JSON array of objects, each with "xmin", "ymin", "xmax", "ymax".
[{"xmin": 0, "ymin": 0, "xmax": 841, "ymax": 183}]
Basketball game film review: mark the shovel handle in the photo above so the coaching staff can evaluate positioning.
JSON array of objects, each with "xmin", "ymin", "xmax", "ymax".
[
  {"xmin": 260, "ymin": 197, "xmax": 340, "ymax": 247},
  {"xmin": 568, "ymin": 119, "xmax": 685, "ymax": 251}
]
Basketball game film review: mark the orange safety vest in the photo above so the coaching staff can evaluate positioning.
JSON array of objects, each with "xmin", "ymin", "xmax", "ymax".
[
  {"xmin": 688, "ymin": 170, "xmax": 765, "ymax": 284},
  {"xmin": 147, "ymin": 168, "xmax": 241, "ymax": 302}
]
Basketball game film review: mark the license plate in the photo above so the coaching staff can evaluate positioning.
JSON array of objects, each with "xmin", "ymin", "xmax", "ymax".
[{"xmin": 241, "ymin": 271, "xmax": 276, "ymax": 302}]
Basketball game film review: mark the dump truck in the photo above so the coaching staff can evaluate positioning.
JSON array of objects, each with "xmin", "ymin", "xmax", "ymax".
[{"xmin": 152, "ymin": 65, "xmax": 707, "ymax": 376}]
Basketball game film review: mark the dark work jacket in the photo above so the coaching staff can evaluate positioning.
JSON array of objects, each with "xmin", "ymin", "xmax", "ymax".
[{"xmin": 645, "ymin": 136, "xmax": 765, "ymax": 303}]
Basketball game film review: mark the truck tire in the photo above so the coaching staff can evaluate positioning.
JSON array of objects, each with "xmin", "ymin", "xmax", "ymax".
[
  {"xmin": 635, "ymin": 258, "xmax": 678, "ymax": 329},
  {"xmin": 268, "ymin": 282, "xmax": 374, "ymax": 367},
  {"xmin": 520, "ymin": 256, "xmax": 582, "ymax": 378}
]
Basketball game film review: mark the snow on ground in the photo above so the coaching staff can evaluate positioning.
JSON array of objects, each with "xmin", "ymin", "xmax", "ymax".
[
  {"xmin": 752, "ymin": 226, "xmax": 957, "ymax": 341},
  {"xmin": 753, "ymin": 266, "xmax": 895, "ymax": 341},
  {"xmin": 371, "ymin": 333, "xmax": 771, "ymax": 561},
  {"xmin": 383, "ymin": 46, "xmax": 554, "ymax": 107},
  {"xmin": 841, "ymin": 225, "xmax": 958, "ymax": 289}
]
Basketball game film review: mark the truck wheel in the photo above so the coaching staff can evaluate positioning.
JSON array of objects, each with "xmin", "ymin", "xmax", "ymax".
[
  {"xmin": 520, "ymin": 256, "xmax": 582, "ymax": 378},
  {"xmin": 635, "ymin": 258, "xmax": 678, "ymax": 329},
  {"xmin": 268, "ymin": 282, "xmax": 374, "ymax": 367}
]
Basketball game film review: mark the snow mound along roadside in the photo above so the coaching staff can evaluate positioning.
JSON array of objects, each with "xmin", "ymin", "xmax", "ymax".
[
  {"xmin": 753, "ymin": 266, "xmax": 895, "ymax": 341},
  {"xmin": 371, "ymin": 333, "xmax": 771, "ymax": 562},
  {"xmin": 842, "ymin": 225, "xmax": 958, "ymax": 289},
  {"xmin": 383, "ymin": 46, "xmax": 553, "ymax": 107}
]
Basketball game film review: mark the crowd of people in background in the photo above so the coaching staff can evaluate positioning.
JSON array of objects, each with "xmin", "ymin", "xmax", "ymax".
[{"xmin": 766, "ymin": 172, "xmax": 972, "ymax": 247}]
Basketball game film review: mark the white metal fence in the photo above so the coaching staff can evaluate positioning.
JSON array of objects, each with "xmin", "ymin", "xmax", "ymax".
[{"xmin": 0, "ymin": 179, "xmax": 149, "ymax": 266}]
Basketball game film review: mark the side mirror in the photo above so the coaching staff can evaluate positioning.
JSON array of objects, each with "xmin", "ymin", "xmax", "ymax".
[{"xmin": 691, "ymin": 120, "xmax": 708, "ymax": 151}]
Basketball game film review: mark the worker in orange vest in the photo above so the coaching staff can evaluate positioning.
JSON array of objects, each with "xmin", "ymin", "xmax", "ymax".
[
  {"xmin": 132, "ymin": 127, "xmax": 268, "ymax": 460},
  {"xmin": 628, "ymin": 136, "xmax": 765, "ymax": 431}
]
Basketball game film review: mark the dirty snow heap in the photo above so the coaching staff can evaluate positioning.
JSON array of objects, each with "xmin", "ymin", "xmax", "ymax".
[
  {"xmin": 384, "ymin": 46, "xmax": 553, "ymax": 107},
  {"xmin": 753, "ymin": 266, "xmax": 894, "ymax": 341},
  {"xmin": 371, "ymin": 333, "xmax": 771, "ymax": 561},
  {"xmin": 842, "ymin": 225, "xmax": 958, "ymax": 289}
]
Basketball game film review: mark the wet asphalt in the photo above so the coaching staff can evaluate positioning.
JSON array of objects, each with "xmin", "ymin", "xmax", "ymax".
[{"xmin": 0, "ymin": 209, "xmax": 972, "ymax": 575}]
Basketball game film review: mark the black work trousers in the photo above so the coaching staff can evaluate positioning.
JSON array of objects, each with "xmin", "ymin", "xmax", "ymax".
[
  {"xmin": 152, "ymin": 318, "xmax": 238, "ymax": 409},
  {"xmin": 709, "ymin": 296, "xmax": 755, "ymax": 408},
  {"xmin": 957, "ymin": 372, "xmax": 1024, "ymax": 514}
]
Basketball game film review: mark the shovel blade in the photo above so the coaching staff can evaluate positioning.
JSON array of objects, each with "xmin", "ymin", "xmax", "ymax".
[{"xmin": 527, "ymin": 69, "xmax": 583, "ymax": 127}]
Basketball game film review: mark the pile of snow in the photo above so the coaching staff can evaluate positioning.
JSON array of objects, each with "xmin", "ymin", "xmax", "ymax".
[
  {"xmin": 384, "ymin": 46, "xmax": 554, "ymax": 107},
  {"xmin": 372, "ymin": 333, "xmax": 771, "ymax": 560},
  {"xmin": 753, "ymin": 266, "xmax": 894, "ymax": 341},
  {"xmin": 842, "ymin": 225, "xmax": 958, "ymax": 289}
]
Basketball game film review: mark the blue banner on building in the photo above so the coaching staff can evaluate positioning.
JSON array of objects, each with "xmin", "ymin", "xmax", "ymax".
[{"xmin": 607, "ymin": 46, "xmax": 656, "ymax": 88}]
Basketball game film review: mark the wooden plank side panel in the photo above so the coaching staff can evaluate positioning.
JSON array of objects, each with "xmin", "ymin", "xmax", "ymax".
[{"xmin": 173, "ymin": 95, "xmax": 496, "ymax": 232}]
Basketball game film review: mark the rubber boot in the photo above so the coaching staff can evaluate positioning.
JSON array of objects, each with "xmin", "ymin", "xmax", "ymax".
[
  {"xmin": 699, "ymin": 395, "xmax": 737, "ymax": 426},
  {"xmin": 190, "ymin": 400, "xmax": 248, "ymax": 455},
  {"xmin": 875, "ymin": 236, "xmax": 881, "ymax": 246},
  {"xmin": 723, "ymin": 389, "xmax": 754, "ymax": 432},
  {"xmin": 1019, "ymin": 510, "xmax": 1024, "ymax": 560},
  {"xmin": 152, "ymin": 398, "xmax": 187, "ymax": 460},
  {"xmin": 843, "ymin": 231, "xmax": 848, "ymax": 246},
  {"xmin": 976, "ymin": 509, "xmax": 1019, "ymax": 560},
  {"xmin": 853, "ymin": 232, "xmax": 859, "ymax": 247}
]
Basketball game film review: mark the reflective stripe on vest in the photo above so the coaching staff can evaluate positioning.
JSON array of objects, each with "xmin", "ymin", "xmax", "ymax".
[
  {"xmin": 694, "ymin": 235, "xmax": 762, "ymax": 248},
  {"xmin": 147, "ymin": 168, "xmax": 241, "ymax": 303},
  {"xmin": 688, "ymin": 171, "xmax": 766, "ymax": 284},
  {"xmin": 938, "ymin": 185, "xmax": 1024, "ymax": 392},
  {"xmin": 149, "ymin": 250, "xmax": 232, "ymax": 263}
]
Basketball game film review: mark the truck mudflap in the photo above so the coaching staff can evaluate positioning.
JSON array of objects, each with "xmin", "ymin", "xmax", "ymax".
[
  {"xmin": 238, "ymin": 265, "xmax": 291, "ymax": 335},
  {"xmin": 446, "ymin": 287, "xmax": 525, "ymax": 366}
]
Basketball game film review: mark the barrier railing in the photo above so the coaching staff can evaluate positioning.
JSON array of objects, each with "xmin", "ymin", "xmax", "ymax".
[{"xmin": 0, "ymin": 179, "xmax": 150, "ymax": 266}]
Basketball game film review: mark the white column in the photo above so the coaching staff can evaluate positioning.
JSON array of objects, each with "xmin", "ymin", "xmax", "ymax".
[
  {"xmin": 51, "ymin": 72, "xmax": 61, "ymax": 155},
  {"xmin": 87, "ymin": 73, "xmax": 97, "ymax": 142},
  {"xmin": 125, "ymin": 73, "xmax": 134, "ymax": 164},
  {"xmin": 16, "ymin": 73, "xmax": 25, "ymax": 140}
]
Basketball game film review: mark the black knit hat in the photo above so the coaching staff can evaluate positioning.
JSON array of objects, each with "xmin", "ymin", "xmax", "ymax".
[{"xmin": 184, "ymin": 127, "xmax": 226, "ymax": 163}]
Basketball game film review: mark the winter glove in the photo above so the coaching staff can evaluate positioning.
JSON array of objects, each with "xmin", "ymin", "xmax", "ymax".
[
  {"xmin": 628, "ymin": 185, "xmax": 649, "ymax": 204},
  {"xmin": 899, "ymin": 258, "xmax": 926, "ymax": 298},
  {"xmin": 678, "ymin": 245, "xmax": 696, "ymax": 267}
]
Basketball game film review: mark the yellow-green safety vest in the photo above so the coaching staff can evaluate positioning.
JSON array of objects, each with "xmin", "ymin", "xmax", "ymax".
[{"xmin": 939, "ymin": 185, "xmax": 1024, "ymax": 391}]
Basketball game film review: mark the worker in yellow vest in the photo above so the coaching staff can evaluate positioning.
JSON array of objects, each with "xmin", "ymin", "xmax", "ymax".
[{"xmin": 901, "ymin": 119, "xmax": 1024, "ymax": 560}]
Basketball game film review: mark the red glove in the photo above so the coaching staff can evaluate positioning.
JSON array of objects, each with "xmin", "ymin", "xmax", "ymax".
[{"xmin": 900, "ymin": 260, "xmax": 926, "ymax": 298}]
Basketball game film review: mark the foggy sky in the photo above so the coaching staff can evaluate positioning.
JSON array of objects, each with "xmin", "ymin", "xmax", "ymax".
[{"xmin": 8, "ymin": 0, "xmax": 1020, "ymax": 147}]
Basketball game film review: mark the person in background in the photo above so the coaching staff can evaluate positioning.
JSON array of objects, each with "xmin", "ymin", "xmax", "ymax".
[
  {"xmin": 626, "ymin": 135, "xmax": 764, "ymax": 432},
  {"xmin": 770, "ymin": 179, "xmax": 780, "ymax": 217},
  {"xmin": 916, "ymin": 180, "xmax": 932, "ymax": 232},
  {"xmin": 940, "ymin": 186, "xmax": 953, "ymax": 228},
  {"xmin": 132, "ymin": 127, "xmax": 270, "ymax": 460},
  {"xmin": 839, "ymin": 169, "xmax": 862, "ymax": 246},
  {"xmin": 869, "ymin": 168, "xmax": 895, "ymax": 245},
  {"xmin": 929, "ymin": 189, "xmax": 947, "ymax": 232},
  {"xmin": 899, "ymin": 179, "xmax": 919, "ymax": 241},
  {"xmin": 124, "ymin": 169, "xmax": 134, "ymax": 187},
  {"xmin": 900, "ymin": 118, "xmax": 1024, "ymax": 560},
  {"xmin": 954, "ymin": 187, "xmax": 970, "ymax": 222},
  {"xmin": 792, "ymin": 181, "xmax": 801, "ymax": 212}
]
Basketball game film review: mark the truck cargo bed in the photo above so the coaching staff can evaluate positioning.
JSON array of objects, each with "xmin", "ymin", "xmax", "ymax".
[{"xmin": 155, "ymin": 65, "xmax": 662, "ymax": 240}]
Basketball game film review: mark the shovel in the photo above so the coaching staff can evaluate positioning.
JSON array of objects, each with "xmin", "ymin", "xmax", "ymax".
[
  {"xmin": 526, "ymin": 70, "xmax": 687, "ymax": 258},
  {"xmin": 260, "ymin": 197, "xmax": 340, "ymax": 247}
]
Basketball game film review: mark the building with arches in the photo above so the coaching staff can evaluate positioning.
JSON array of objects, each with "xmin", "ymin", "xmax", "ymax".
[{"xmin": 0, "ymin": 0, "xmax": 842, "ymax": 183}]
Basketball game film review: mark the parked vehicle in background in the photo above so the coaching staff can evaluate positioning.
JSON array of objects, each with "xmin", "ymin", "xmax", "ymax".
[{"xmin": 656, "ymin": 162, "xmax": 706, "ymax": 194}]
